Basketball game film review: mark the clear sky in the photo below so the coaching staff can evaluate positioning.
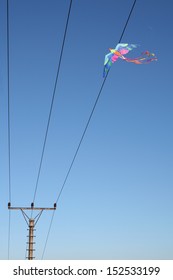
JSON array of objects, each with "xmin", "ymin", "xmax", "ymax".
[{"xmin": 0, "ymin": 0, "xmax": 173, "ymax": 260}]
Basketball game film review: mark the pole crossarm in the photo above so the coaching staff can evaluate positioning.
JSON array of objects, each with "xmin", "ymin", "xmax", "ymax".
[
  {"xmin": 7, "ymin": 202, "xmax": 56, "ymax": 259},
  {"xmin": 8, "ymin": 202, "xmax": 57, "ymax": 211},
  {"xmin": 8, "ymin": 207, "xmax": 56, "ymax": 210}
]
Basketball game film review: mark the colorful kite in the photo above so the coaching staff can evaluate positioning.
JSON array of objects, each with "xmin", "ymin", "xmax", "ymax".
[{"xmin": 103, "ymin": 43, "xmax": 157, "ymax": 77}]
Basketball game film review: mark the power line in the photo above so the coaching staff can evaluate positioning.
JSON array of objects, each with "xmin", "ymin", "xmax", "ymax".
[
  {"xmin": 55, "ymin": 76, "xmax": 108, "ymax": 205},
  {"xmin": 31, "ymin": 0, "xmax": 73, "ymax": 205},
  {"xmin": 41, "ymin": 211, "xmax": 55, "ymax": 259},
  {"xmin": 41, "ymin": 0, "xmax": 137, "ymax": 259},
  {"xmin": 7, "ymin": 0, "xmax": 11, "ymax": 202},
  {"xmin": 7, "ymin": 0, "xmax": 12, "ymax": 260},
  {"xmin": 8, "ymin": 211, "xmax": 11, "ymax": 259},
  {"xmin": 55, "ymin": 0, "xmax": 137, "ymax": 205},
  {"xmin": 119, "ymin": 0, "xmax": 137, "ymax": 42}
]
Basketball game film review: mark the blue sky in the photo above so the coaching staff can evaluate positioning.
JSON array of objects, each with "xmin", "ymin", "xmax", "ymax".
[{"xmin": 0, "ymin": 0, "xmax": 173, "ymax": 259}]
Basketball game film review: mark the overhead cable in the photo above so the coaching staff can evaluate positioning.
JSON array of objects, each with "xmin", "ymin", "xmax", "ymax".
[
  {"xmin": 6, "ymin": 0, "xmax": 12, "ymax": 260},
  {"xmin": 55, "ymin": 0, "xmax": 137, "ymax": 205}
]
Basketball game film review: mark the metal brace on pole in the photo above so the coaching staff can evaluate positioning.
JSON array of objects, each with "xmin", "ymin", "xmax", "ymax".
[{"xmin": 8, "ymin": 202, "xmax": 56, "ymax": 260}]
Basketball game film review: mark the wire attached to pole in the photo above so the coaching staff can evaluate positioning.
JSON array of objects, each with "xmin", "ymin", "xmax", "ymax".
[
  {"xmin": 7, "ymin": 0, "xmax": 12, "ymax": 260},
  {"xmin": 31, "ymin": 0, "xmax": 73, "ymax": 206}
]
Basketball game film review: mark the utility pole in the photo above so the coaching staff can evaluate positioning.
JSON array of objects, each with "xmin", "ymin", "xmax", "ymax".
[{"xmin": 8, "ymin": 202, "xmax": 56, "ymax": 260}]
